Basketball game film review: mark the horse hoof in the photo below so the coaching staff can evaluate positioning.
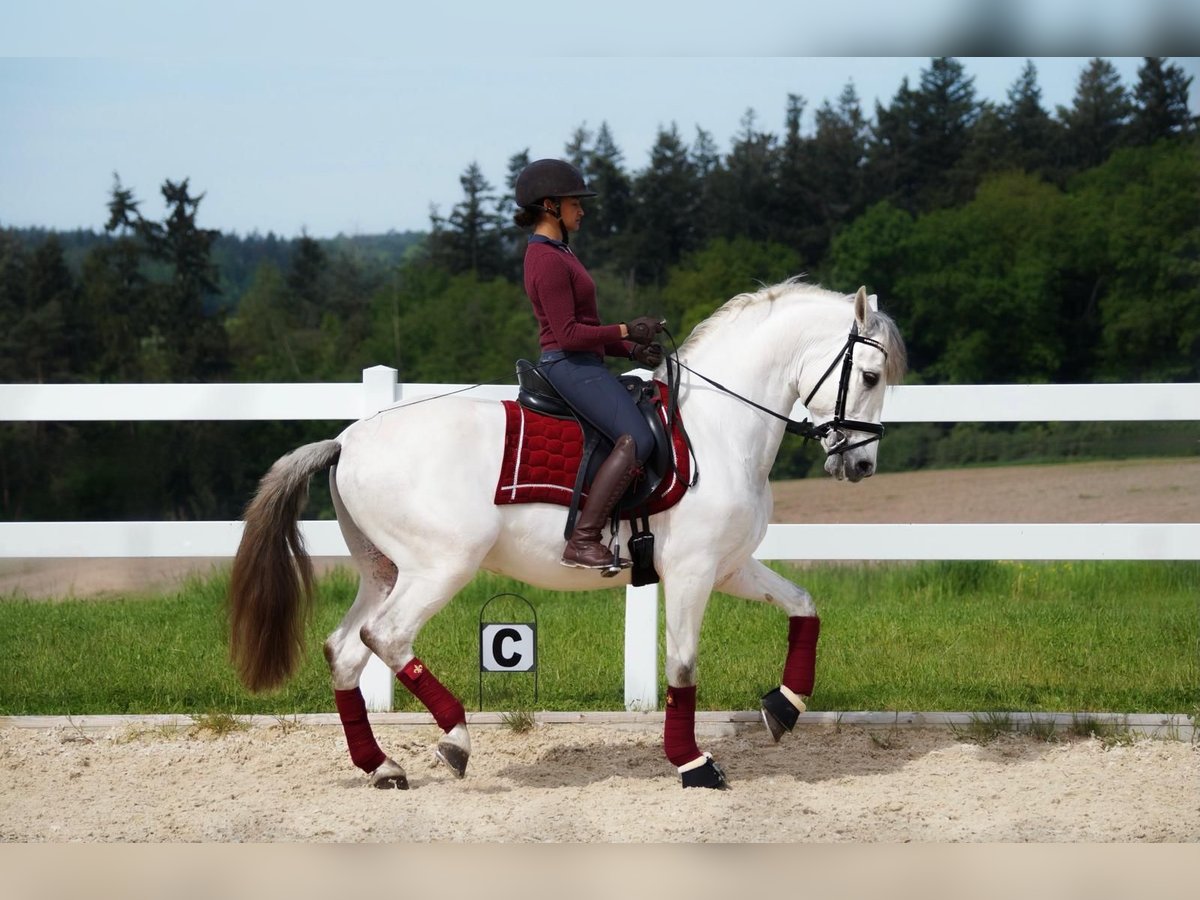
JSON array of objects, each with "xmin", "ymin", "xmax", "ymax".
[
  {"xmin": 760, "ymin": 687, "xmax": 800, "ymax": 743},
  {"xmin": 681, "ymin": 756, "xmax": 729, "ymax": 790},
  {"xmin": 434, "ymin": 741, "xmax": 469, "ymax": 778},
  {"xmin": 370, "ymin": 758, "xmax": 409, "ymax": 790}
]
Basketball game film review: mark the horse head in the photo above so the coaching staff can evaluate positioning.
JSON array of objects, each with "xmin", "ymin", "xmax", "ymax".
[{"xmin": 801, "ymin": 286, "xmax": 907, "ymax": 483}]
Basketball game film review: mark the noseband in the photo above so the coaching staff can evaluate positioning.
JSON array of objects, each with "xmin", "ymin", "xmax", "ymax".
[{"xmin": 667, "ymin": 322, "xmax": 888, "ymax": 457}]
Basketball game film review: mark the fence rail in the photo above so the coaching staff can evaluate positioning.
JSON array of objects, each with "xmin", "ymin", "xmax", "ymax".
[{"xmin": 2, "ymin": 367, "xmax": 1196, "ymax": 711}]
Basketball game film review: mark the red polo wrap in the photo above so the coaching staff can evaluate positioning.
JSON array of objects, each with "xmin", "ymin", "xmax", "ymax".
[
  {"xmin": 663, "ymin": 684, "xmax": 702, "ymax": 767},
  {"xmin": 333, "ymin": 687, "xmax": 388, "ymax": 773},
  {"xmin": 397, "ymin": 657, "xmax": 466, "ymax": 732},
  {"xmin": 782, "ymin": 615, "xmax": 820, "ymax": 697}
]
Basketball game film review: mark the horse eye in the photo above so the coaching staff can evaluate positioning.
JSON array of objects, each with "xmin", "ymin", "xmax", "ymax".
[{"xmin": 862, "ymin": 371, "xmax": 880, "ymax": 388}]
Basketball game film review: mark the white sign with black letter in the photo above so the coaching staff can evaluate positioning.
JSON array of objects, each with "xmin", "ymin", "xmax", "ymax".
[{"xmin": 480, "ymin": 623, "xmax": 536, "ymax": 672}]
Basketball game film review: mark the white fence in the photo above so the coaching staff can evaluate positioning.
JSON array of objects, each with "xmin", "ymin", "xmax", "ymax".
[{"xmin": 2, "ymin": 367, "xmax": 1198, "ymax": 712}]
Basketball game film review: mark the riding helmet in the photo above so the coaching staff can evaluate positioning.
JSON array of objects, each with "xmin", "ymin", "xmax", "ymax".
[{"xmin": 515, "ymin": 159, "xmax": 597, "ymax": 208}]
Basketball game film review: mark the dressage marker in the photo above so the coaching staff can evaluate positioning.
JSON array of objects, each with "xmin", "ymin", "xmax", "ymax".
[{"xmin": 478, "ymin": 593, "xmax": 538, "ymax": 711}]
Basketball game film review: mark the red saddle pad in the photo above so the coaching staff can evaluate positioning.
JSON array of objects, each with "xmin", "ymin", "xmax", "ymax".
[{"xmin": 493, "ymin": 381, "xmax": 690, "ymax": 517}]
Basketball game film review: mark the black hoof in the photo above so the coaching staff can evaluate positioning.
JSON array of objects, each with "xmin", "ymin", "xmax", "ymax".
[
  {"xmin": 761, "ymin": 687, "xmax": 800, "ymax": 743},
  {"xmin": 681, "ymin": 757, "xmax": 729, "ymax": 789},
  {"xmin": 434, "ymin": 741, "xmax": 469, "ymax": 778}
]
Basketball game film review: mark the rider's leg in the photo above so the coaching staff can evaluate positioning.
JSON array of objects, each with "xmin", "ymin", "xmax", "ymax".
[
  {"xmin": 561, "ymin": 433, "xmax": 639, "ymax": 568},
  {"xmin": 544, "ymin": 353, "xmax": 655, "ymax": 568}
]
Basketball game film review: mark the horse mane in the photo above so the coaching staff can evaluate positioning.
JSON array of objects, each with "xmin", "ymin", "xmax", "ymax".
[
  {"xmin": 869, "ymin": 304, "xmax": 908, "ymax": 386},
  {"xmin": 678, "ymin": 277, "xmax": 907, "ymax": 385}
]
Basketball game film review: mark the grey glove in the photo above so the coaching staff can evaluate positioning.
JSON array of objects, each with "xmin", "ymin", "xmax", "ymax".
[
  {"xmin": 625, "ymin": 316, "xmax": 665, "ymax": 345},
  {"xmin": 631, "ymin": 342, "xmax": 663, "ymax": 367}
]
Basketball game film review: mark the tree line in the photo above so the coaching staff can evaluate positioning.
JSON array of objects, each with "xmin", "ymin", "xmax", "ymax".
[{"xmin": 1, "ymin": 57, "xmax": 1196, "ymax": 519}]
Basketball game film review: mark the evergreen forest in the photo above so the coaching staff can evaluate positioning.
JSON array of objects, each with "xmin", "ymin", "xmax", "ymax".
[{"xmin": 2, "ymin": 57, "xmax": 1197, "ymax": 521}]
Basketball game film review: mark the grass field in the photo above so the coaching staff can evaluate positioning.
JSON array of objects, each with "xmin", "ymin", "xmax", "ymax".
[{"xmin": 0, "ymin": 562, "xmax": 1196, "ymax": 717}]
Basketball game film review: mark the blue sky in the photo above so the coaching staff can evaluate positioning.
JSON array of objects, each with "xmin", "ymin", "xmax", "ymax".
[{"xmin": 2, "ymin": 4, "xmax": 1197, "ymax": 238}]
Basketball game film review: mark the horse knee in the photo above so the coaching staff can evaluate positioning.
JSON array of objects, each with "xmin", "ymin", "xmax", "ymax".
[{"xmin": 666, "ymin": 660, "xmax": 697, "ymax": 686}]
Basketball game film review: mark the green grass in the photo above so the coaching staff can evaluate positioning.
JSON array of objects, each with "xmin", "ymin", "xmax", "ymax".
[{"xmin": 0, "ymin": 561, "xmax": 1196, "ymax": 716}]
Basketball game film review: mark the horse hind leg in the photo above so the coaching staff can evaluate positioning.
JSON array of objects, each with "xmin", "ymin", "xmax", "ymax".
[
  {"xmin": 325, "ymin": 477, "xmax": 409, "ymax": 788},
  {"xmin": 716, "ymin": 559, "xmax": 819, "ymax": 743},
  {"xmin": 358, "ymin": 564, "xmax": 480, "ymax": 780}
]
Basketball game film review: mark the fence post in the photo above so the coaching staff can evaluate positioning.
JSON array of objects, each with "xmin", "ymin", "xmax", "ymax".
[
  {"xmin": 359, "ymin": 366, "xmax": 399, "ymax": 712},
  {"xmin": 624, "ymin": 583, "xmax": 659, "ymax": 710}
]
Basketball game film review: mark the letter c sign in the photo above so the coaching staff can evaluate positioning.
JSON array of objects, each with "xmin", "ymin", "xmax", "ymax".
[{"xmin": 480, "ymin": 623, "xmax": 536, "ymax": 672}]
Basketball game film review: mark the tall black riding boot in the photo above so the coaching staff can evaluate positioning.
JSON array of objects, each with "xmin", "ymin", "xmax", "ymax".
[{"xmin": 561, "ymin": 434, "xmax": 640, "ymax": 569}]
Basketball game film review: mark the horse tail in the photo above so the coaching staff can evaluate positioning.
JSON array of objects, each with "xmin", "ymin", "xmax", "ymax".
[{"xmin": 228, "ymin": 439, "xmax": 342, "ymax": 693}]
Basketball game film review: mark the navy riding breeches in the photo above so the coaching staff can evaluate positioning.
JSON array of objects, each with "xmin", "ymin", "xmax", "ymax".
[{"xmin": 540, "ymin": 350, "xmax": 655, "ymax": 464}]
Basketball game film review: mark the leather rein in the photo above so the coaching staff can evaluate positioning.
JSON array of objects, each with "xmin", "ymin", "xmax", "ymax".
[{"xmin": 663, "ymin": 322, "xmax": 889, "ymax": 457}]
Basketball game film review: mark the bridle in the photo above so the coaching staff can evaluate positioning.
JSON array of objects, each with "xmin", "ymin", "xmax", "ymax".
[{"xmin": 665, "ymin": 321, "xmax": 889, "ymax": 457}]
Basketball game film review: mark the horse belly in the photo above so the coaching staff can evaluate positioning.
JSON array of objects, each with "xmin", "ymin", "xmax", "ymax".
[{"xmin": 483, "ymin": 506, "xmax": 635, "ymax": 591}]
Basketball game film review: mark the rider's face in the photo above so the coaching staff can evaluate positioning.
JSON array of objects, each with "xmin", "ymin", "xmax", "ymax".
[{"xmin": 557, "ymin": 197, "xmax": 585, "ymax": 232}]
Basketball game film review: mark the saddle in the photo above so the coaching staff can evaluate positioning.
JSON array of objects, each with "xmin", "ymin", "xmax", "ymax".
[
  {"xmin": 493, "ymin": 360, "xmax": 694, "ymax": 585},
  {"xmin": 513, "ymin": 359, "xmax": 675, "ymax": 511}
]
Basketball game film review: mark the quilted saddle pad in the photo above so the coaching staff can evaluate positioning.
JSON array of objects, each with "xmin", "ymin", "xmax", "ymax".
[{"xmin": 493, "ymin": 381, "xmax": 690, "ymax": 517}]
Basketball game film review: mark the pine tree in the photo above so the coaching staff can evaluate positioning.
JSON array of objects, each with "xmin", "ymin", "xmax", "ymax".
[
  {"xmin": 866, "ymin": 76, "xmax": 922, "ymax": 214},
  {"xmin": 805, "ymin": 83, "xmax": 871, "ymax": 262},
  {"xmin": 627, "ymin": 124, "xmax": 702, "ymax": 285},
  {"xmin": 1058, "ymin": 58, "xmax": 1132, "ymax": 170},
  {"xmin": 1128, "ymin": 57, "xmax": 1195, "ymax": 146},
  {"xmin": 576, "ymin": 122, "xmax": 632, "ymax": 269},
  {"xmin": 774, "ymin": 93, "xmax": 814, "ymax": 255},
  {"xmin": 428, "ymin": 162, "xmax": 507, "ymax": 279},
  {"xmin": 911, "ymin": 57, "xmax": 982, "ymax": 209},
  {"xmin": 286, "ymin": 234, "xmax": 328, "ymax": 328},
  {"xmin": 22, "ymin": 235, "xmax": 76, "ymax": 382},
  {"xmin": 1001, "ymin": 59, "xmax": 1064, "ymax": 179},
  {"xmin": 143, "ymin": 179, "xmax": 229, "ymax": 380},
  {"xmin": 711, "ymin": 108, "xmax": 779, "ymax": 243}
]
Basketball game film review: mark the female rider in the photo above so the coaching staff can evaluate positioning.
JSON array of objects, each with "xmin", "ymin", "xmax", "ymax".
[{"xmin": 513, "ymin": 158, "xmax": 664, "ymax": 570}]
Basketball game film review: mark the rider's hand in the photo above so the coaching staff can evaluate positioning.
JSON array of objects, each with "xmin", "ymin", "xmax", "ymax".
[
  {"xmin": 631, "ymin": 342, "xmax": 664, "ymax": 368},
  {"xmin": 624, "ymin": 316, "xmax": 665, "ymax": 345}
]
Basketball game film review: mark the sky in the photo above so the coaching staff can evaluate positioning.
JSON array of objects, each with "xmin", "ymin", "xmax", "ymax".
[{"xmin": 2, "ymin": 3, "xmax": 1197, "ymax": 239}]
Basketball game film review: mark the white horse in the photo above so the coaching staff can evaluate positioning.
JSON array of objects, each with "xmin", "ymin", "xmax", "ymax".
[{"xmin": 228, "ymin": 279, "xmax": 906, "ymax": 789}]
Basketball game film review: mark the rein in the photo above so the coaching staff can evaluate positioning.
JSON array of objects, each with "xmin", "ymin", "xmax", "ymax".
[{"xmin": 662, "ymin": 323, "xmax": 888, "ymax": 456}]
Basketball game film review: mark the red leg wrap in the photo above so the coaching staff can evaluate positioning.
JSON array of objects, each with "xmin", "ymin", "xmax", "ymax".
[
  {"xmin": 397, "ymin": 657, "xmax": 466, "ymax": 733},
  {"xmin": 663, "ymin": 685, "xmax": 702, "ymax": 767},
  {"xmin": 333, "ymin": 687, "xmax": 387, "ymax": 773},
  {"xmin": 781, "ymin": 615, "xmax": 820, "ymax": 697}
]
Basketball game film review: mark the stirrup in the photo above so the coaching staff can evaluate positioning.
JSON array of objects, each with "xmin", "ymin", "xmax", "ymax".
[
  {"xmin": 600, "ymin": 556, "xmax": 633, "ymax": 578},
  {"xmin": 600, "ymin": 536, "xmax": 632, "ymax": 578}
]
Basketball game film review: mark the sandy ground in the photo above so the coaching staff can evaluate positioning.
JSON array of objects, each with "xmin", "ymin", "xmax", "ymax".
[
  {"xmin": 2, "ymin": 458, "xmax": 1197, "ymax": 843},
  {"xmin": 1, "ymin": 720, "xmax": 1196, "ymax": 842}
]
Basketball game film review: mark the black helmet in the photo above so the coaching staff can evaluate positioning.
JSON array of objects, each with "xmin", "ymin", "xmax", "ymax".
[{"xmin": 515, "ymin": 159, "xmax": 597, "ymax": 208}]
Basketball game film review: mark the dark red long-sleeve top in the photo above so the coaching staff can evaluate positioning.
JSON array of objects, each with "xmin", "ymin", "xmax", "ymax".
[{"xmin": 524, "ymin": 236, "xmax": 632, "ymax": 358}]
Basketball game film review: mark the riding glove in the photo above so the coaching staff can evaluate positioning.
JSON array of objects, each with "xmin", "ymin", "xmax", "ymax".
[
  {"xmin": 625, "ymin": 316, "xmax": 665, "ymax": 345},
  {"xmin": 631, "ymin": 342, "xmax": 664, "ymax": 367}
]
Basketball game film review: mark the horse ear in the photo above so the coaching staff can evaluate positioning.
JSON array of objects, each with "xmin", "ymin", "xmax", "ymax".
[{"xmin": 854, "ymin": 286, "xmax": 874, "ymax": 328}]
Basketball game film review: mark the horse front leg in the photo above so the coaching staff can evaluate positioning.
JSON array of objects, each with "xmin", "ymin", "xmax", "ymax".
[
  {"xmin": 716, "ymin": 558, "xmax": 819, "ymax": 743},
  {"xmin": 662, "ymin": 572, "xmax": 728, "ymax": 789}
]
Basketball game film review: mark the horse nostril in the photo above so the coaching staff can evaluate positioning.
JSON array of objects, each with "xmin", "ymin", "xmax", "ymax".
[{"xmin": 855, "ymin": 459, "xmax": 874, "ymax": 477}]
